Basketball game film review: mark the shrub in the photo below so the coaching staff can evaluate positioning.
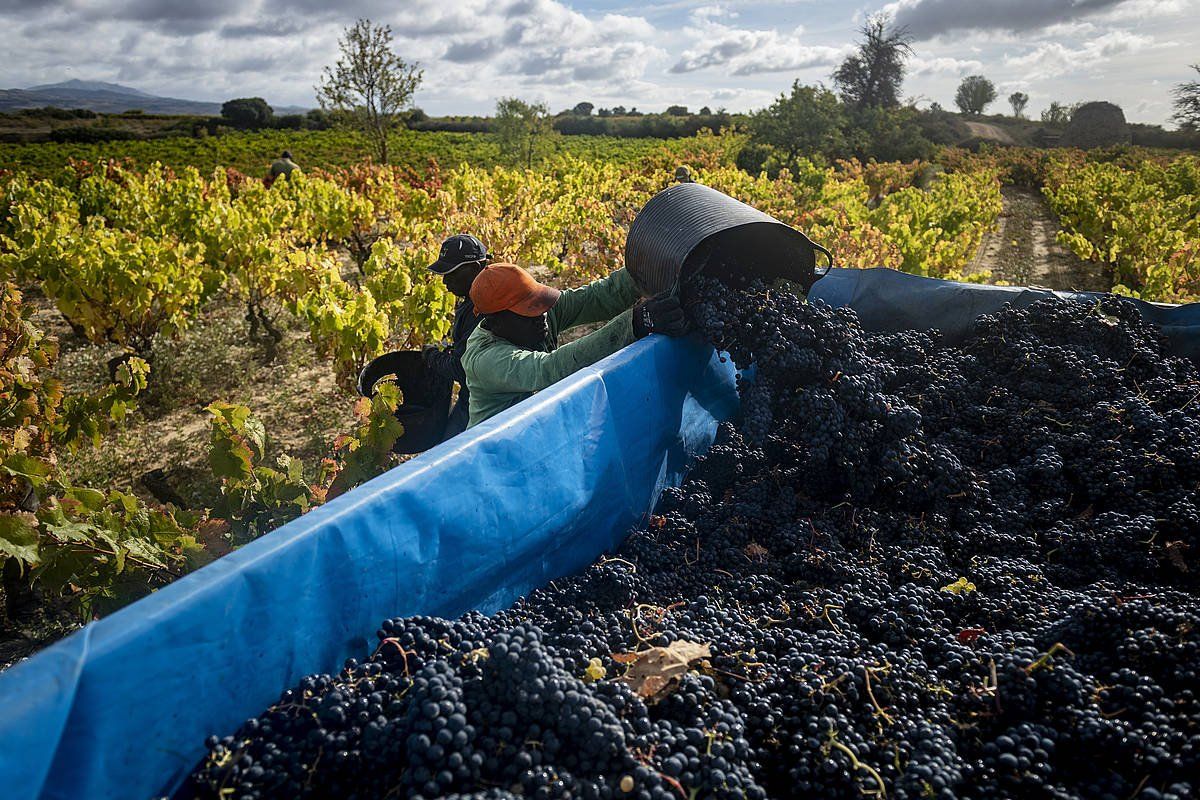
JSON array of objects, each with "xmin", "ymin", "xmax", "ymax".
[{"xmin": 1062, "ymin": 101, "xmax": 1131, "ymax": 149}]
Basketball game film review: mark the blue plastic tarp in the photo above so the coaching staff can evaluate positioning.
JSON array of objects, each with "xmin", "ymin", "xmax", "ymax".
[
  {"xmin": 811, "ymin": 267, "xmax": 1200, "ymax": 362},
  {"xmin": 0, "ymin": 334, "xmax": 739, "ymax": 800}
]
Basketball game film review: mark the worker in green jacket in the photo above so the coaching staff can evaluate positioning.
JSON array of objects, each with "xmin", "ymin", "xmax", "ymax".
[
  {"xmin": 269, "ymin": 150, "xmax": 300, "ymax": 181},
  {"xmin": 462, "ymin": 263, "xmax": 687, "ymax": 427}
]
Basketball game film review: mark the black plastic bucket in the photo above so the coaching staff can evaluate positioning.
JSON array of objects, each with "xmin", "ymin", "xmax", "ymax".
[
  {"xmin": 357, "ymin": 351, "xmax": 452, "ymax": 454},
  {"xmin": 625, "ymin": 183, "xmax": 832, "ymax": 297}
]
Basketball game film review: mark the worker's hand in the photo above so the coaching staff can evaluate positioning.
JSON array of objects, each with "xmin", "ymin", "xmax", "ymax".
[{"xmin": 632, "ymin": 295, "xmax": 688, "ymax": 339}]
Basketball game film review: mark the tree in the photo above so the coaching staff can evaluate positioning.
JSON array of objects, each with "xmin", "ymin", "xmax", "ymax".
[
  {"xmin": 1041, "ymin": 101, "xmax": 1073, "ymax": 126},
  {"xmin": 848, "ymin": 106, "xmax": 934, "ymax": 162},
  {"xmin": 955, "ymin": 75, "xmax": 996, "ymax": 115},
  {"xmin": 1009, "ymin": 91, "xmax": 1029, "ymax": 118},
  {"xmin": 315, "ymin": 19, "xmax": 423, "ymax": 164},
  {"xmin": 571, "ymin": 102, "xmax": 594, "ymax": 116},
  {"xmin": 305, "ymin": 108, "xmax": 332, "ymax": 130},
  {"xmin": 749, "ymin": 82, "xmax": 847, "ymax": 166},
  {"xmin": 699, "ymin": 106, "xmax": 712, "ymax": 115},
  {"xmin": 611, "ymin": 105, "xmax": 627, "ymax": 116},
  {"xmin": 495, "ymin": 97, "xmax": 556, "ymax": 168},
  {"xmin": 832, "ymin": 14, "xmax": 913, "ymax": 110},
  {"xmin": 597, "ymin": 107, "xmax": 612, "ymax": 118},
  {"xmin": 1173, "ymin": 64, "xmax": 1200, "ymax": 132},
  {"xmin": 665, "ymin": 105, "xmax": 690, "ymax": 116},
  {"xmin": 221, "ymin": 97, "xmax": 273, "ymax": 129}
]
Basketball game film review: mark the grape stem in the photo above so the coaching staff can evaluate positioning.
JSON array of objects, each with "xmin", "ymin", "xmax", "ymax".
[{"xmin": 823, "ymin": 730, "xmax": 887, "ymax": 798}]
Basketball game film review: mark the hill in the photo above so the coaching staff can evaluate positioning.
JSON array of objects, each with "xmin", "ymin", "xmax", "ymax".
[{"xmin": 0, "ymin": 80, "xmax": 308, "ymax": 116}]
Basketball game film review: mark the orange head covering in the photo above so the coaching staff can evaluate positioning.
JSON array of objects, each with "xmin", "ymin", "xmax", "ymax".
[{"xmin": 469, "ymin": 263, "xmax": 561, "ymax": 317}]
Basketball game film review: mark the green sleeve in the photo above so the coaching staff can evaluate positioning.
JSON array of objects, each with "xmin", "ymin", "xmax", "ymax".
[
  {"xmin": 465, "ymin": 310, "xmax": 636, "ymax": 395},
  {"xmin": 549, "ymin": 268, "xmax": 641, "ymax": 333}
]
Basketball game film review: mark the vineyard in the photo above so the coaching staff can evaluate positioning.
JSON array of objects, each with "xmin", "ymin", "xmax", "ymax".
[
  {"xmin": 1, "ymin": 131, "xmax": 1198, "ymax": 665},
  {"xmin": 0, "ymin": 128, "xmax": 704, "ymax": 177}
]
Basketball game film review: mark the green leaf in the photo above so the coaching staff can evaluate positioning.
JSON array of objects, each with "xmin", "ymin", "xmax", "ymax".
[
  {"xmin": 209, "ymin": 433, "xmax": 255, "ymax": 481},
  {"xmin": 2, "ymin": 453, "xmax": 52, "ymax": 483},
  {"xmin": 64, "ymin": 486, "xmax": 107, "ymax": 511},
  {"xmin": 0, "ymin": 513, "xmax": 40, "ymax": 564},
  {"xmin": 242, "ymin": 415, "xmax": 267, "ymax": 455}
]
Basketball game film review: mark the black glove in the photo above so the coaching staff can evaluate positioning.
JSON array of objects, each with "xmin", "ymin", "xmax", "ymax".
[{"xmin": 632, "ymin": 294, "xmax": 688, "ymax": 339}]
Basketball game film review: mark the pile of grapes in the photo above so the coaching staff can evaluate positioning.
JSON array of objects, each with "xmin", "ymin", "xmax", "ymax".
[{"xmin": 183, "ymin": 278, "xmax": 1199, "ymax": 800}]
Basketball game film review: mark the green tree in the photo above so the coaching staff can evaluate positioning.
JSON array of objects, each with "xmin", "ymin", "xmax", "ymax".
[
  {"xmin": 571, "ymin": 101, "xmax": 594, "ymax": 116},
  {"xmin": 748, "ymin": 82, "xmax": 846, "ymax": 167},
  {"xmin": 832, "ymin": 14, "xmax": 913, "ymax": 110},
  {"xmin": 1009, "ymin": 91, "xmax": 1029, "ymax": 118},
  {"xmin": 315, "ymin": 19, "xmax": 423, "ymax": 164},
  {"xmin": 665, "ymin": 105, "xmax": 690, "ymax": 116},
  {"xmin": 1172, "ymin": 64, "xmax": 1200, "ymax": 132},
  {"xmin": 1041, "ymin": 101, "xmax": 1074, "ymax": 126},
  {"xmin": 847, "ymin": 106, "xmax": 934, "ymax": 162},
  {"xmin": 221, "ymin": 97, "xmax": 274, "ymax": 129},
  {"xmin": 495, "ymin": 97, "xmax": 556, "ymax": 168},
  {"xmin": 955, "ymin": 75, "xmax": 996, "ymax": 115}
]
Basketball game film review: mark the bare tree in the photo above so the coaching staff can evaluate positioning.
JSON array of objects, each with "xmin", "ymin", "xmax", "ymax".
[
  {"xmin": 832, "ymin": 14, "xmax": 914, "ymax": 110},
  {"xmin": 1173, "ymin": 64, "xmax": 1200, "ymax": 132},
  {"xmin": 316, "ymin": 19, "xmax": 422, "ymax": 164},
  {"xmin": 1009, "ymin": 91, "xmax": 1029, "ymax": 118}
]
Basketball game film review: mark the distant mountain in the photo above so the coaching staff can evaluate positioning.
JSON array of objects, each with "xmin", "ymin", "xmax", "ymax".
[
  {"xmin": 29, "ymin": 79, "xmax": 154, "ymax": 97},
  {"xmin": 0, "ymin": 80, "xmax": 309, "ymax": 116}
]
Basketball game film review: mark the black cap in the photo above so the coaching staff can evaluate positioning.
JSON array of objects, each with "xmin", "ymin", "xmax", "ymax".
[{"xmin": 428, "ymin": 234, "xmax": 488, "ymax": 275}]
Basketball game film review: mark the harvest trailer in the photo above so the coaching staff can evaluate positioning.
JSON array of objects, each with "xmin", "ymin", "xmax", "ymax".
[{"xmin": 3, "ymin": 239, "xmax": 1200, "ymax": 797}]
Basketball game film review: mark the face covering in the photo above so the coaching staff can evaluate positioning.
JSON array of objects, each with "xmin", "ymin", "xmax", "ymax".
[
  {"xmin": 483, "ymin": 310, "xmax": 550, "ymax": 351},
  {"xmin": 442, "ymin": 261, "xmax": 486, "ymax": 298}
]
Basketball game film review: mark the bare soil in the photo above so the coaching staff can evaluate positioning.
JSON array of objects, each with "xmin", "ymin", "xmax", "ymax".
[
  {"xmin": 963, "ymin": 121, "xmax": 1018, "ymax": 145},
  {"xmin": 4, "ymin": 291, "xmax": 364, "ymax": 670},
  {"xmin": 970, "ymin": 186, "xmax": 1109, "ymax": 293},
  {"xmin": 29, "ymin": 287, "xmax": 361, "ymax": 510}
]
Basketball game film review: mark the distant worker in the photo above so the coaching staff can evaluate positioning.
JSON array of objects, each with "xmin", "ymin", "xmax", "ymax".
[
  {"xmin": 674, "ymin": 165, "xmax": 694, "ymax": 183},
  {"xmin": 269, "ymin": 150, "xmax": 301, "ymax": 181},
  {"xmin": 423, "ymin": 234, "xmax": 490, "ymax": 438},
  {"xmin": 462, "ymin": 264, "xmax": 688, "ymax": 428}
]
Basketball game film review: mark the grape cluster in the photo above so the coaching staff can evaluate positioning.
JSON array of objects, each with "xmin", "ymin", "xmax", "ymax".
[{"xmin": 183, "ymin": 278, "xmax": 1200, "ymax": 800}]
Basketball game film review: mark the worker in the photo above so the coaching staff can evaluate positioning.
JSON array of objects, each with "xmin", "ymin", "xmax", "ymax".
[
  {"xmin": 423, "ymin": 234, "xmax": 490, "ymax": 438},
  {"xmin": 462, "ymin": 263, "xmax": 687, "ymax": 428},
  {"xmin": 269, "ymin": 150, "xmax": 300, "ymax": 181}
]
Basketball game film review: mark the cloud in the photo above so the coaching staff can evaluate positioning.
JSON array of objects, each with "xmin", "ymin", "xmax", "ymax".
[
  {"xmin": 220, "ymin": 20, "xmax": 309, "ymax": 39},
  {"xmin": 1003, "ymin": 30, "xmax": 1156, "ymax": 78},
  {"xmin": 885, "ymin": 0, "xmax": 1129, "ymax": 40},
  {"xmin": 670, "ymin": 12, "xmax": 848, "ymax": 75},
  {"xmin": 0, "ymin": 0, "xmax": 1190, "ymax": 125},
  {"xmin": 909, "ymin": 55, "xmax": 984, "ymax": 76},
  {"xmin": 443, "ymin": 39, "xmax": 503, "ymax": 64}
]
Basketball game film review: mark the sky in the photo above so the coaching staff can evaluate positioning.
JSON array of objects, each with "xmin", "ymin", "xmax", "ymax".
[{"xmin": 0, "ymin": 0, "xmax": 1197, "ymax": 126}]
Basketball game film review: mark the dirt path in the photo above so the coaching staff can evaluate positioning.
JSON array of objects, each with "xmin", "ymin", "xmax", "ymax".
[
  {"xmin": 963, "ymin": 120, "xmax": 1017, "ymax": 145},
  {"xmin": 970, "ymin": 186, "xmax": 1109, "ymax": 293}
]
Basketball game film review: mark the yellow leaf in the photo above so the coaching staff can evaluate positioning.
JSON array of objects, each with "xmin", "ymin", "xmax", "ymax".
[{"xmin": 941, "ymin": 577, "xmax": 976, "ymax": 595}]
